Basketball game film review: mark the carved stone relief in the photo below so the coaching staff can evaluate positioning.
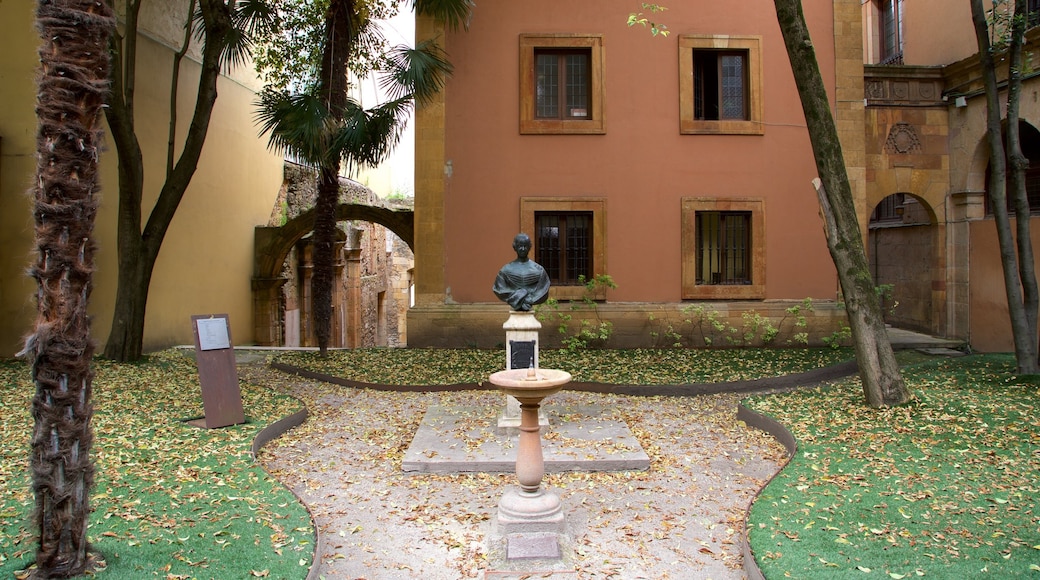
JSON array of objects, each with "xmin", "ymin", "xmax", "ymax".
[{"xmin": 885, "ymin": 122, "xmax": 922, "ymax": 154}]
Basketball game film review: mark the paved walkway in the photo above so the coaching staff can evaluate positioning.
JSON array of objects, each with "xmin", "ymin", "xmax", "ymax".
[
  {"xmin": 245, "ymin": 327, "xmax": 962, "ymax": 579},
  {"xmin": 248, "ymin": 367, "xmax": 790, "ymax": 579}
]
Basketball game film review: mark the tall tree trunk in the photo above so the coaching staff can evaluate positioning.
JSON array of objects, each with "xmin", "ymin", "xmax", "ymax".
[
  {"xmin": 103, "ymin": 0, "xmax": 233, "ymax": 362},
  {"xmin": 312, "ymin": 0, "xmax": 358, "ymax": 355},
  {"xmin": 774, "ymin": 0, "xmax": 909, "ymax": 407},
  {"xmin": 102, "ymin": 252, "xmax": 155, "ymax": 362},
  {"xmin": 1006, "ymin": 0, "xmax": 1039, "ymax": 371},
  {"xmin": 970, "ymin": 0, "xmax": 1039, "ymax": 373},
  {"xmin": 25, "ymin": 0, "xmax": 114, "ymax": 575}
]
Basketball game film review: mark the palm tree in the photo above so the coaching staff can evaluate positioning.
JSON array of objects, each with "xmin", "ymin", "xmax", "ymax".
[
  {"xmin": 256, "ymin": 0, "xmax": 469, "ymax": 354},
  {"xmin": 23, "ymin": 0, "xmax": 114, "ymax": 575}
]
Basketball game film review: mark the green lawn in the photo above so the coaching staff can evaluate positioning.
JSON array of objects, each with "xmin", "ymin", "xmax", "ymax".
[
  {"xmin": 744, "ymin": 354, "xmax": 1040, "ymax": 578},
  {"xmin": 0, "ymin": 350, "xmax": 312, "ymax": 579}
]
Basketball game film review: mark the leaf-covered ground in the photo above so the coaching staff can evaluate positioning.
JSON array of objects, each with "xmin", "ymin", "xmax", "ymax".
[
  {"xmin": 6, "ymin": 346, "xmax": 1033, "ymax": 579},
  {"xmin": 0, "ymin": 350, "xmax": 313, "ymax": 579},
  {"xmin": 253, "ymin": 371, "xmax": 787, "ymax": 579},
  {"xmin": 745, "ymin": 354, "xmax": 1040, "ymax": 579},
  {"xmin": 272, "ymin": 347, "xmax": 853, "ymax": 385}
]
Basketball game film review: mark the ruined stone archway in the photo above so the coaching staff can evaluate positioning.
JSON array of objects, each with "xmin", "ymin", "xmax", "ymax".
[{"xmin": 252, "ymin": 203, "xmax": 414, "ymax": 346}]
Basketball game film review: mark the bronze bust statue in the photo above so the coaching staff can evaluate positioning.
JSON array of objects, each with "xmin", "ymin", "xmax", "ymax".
[{"xmin": 493, "ymin": 233, "xmax": 551, "ymax": 311}]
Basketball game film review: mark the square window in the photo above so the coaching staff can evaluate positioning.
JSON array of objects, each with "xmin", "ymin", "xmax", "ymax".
[
  {"xmin": 679, "ymin": 35, "xmax": 763, "ymax": 135},
  {"xmin": 682, "ymin": 198, "xmax": 765, "ymax": 299},
  {"xmin": 520, "ymin": 34, "xmax": 605, "ymax": 134},
  {"xmin": 521, "ymin": 198, "xmax": 606, "ymax": 300}
]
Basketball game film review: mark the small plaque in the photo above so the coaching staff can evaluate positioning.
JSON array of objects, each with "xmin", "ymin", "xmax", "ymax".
[
  {"xmin": 506, "ymin": 534, "xmax": 561, "ymax": 560},
  {"xmin": 196, "ymin": 317, "xmax": 231, "ymax": 351},
  {"xmin": 509, "ymin": 340, "xmax": 536, "ymax": 370},
  {"xmin": 190, "ymin": 314, "xmax": 244, "ymax": 429}
]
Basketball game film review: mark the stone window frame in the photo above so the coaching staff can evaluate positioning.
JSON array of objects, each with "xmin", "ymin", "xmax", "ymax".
[
  {"xmin": 520, "ymin": 197, "xmax": 607, "ymax": 301},
  {"xmin": 679, "ymin": 34, "xmax": 764, "ymax": 136},
  {"xmin": 681, "ymin": 197, "xmax": 766, "ymax": 299},
  {"xmin": 520, "ymin": 34, "xmax": 606, "ymax": 135}
]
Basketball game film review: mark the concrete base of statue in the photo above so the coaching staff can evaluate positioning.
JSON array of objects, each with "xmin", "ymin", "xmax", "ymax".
[{"xmin": 499, "ymin": 310, "xmax": 548, "ymax": 431}]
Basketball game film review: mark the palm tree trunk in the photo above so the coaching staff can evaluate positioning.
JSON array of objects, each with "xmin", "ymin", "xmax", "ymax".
[
  {"xmin": 25, "ymin": 0, "xmax": 114, "ymax": 576},
  {"xmin": 312, "ymin": 0, "xmax": 358, "ymax": 355},
  {"xmin": 312, "ymin": 165, "xmax": 342, "ymax": 354}
]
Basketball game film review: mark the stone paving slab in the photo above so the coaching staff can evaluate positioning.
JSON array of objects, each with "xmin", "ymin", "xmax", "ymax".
[{"xmin": 402, "ymin": 403, "xmax": 650, "ymax": 473}]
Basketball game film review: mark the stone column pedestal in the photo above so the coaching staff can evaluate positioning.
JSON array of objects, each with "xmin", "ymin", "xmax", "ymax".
[{"xmin": 499, "ymin": 311, "xmax": 548, "ymax": 431}]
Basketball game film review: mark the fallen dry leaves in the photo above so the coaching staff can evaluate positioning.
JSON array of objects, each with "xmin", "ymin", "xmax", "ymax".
[{"xmin": 250, "ymin": 362, "xmax": 786, "ymax": 579}]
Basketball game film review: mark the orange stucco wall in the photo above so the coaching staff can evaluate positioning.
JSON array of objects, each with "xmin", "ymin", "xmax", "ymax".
[
  {"xmin": 969, "ymin": 217, "xmax": 1040, "ymax": 352},
  {"xmin": 901, "ymin": 0, "xmax": 977, "ymax": 66},
  {"xmin": 437, "ymin": 0, "xmax": 838, "ymax": 307}
]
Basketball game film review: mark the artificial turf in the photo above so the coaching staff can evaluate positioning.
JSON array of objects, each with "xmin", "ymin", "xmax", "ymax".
[
  {"xmin": 0, "ymin": 350, "xmax": 312, "ymax": 579},
  {"xmin": 744, "ymin": 354, "xmax": 1040, "ymax": 578},
  {"xmin": 4, "ymin": 347, "xmax": 1035, "ymax": 578}
]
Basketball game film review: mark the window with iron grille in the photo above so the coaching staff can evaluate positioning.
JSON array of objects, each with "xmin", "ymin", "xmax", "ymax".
[
  {"xmin": 1030, "ymin": 0, "xmax": 1040, "ymax": 27},
  {"xmin": 696, "ymin": 211, "xmax": 751, "ymax": 285},
  {"xmin": 535, "ymin": 212, "xmax": 592, "ymax": 285},
  {"xmin": 535, "ymin": 49, "xmax": 591, "ymax": 120},
  {"xmin": 694, "ymin": 50, "xmax": 748, "ymax": 121},
  {"xmin": 682, "ymin": 198, "xmax": 764, "ymax": 299},
  {"xmin": 879, "ymin": 0, "xmax": 903, "ymax": 64}
]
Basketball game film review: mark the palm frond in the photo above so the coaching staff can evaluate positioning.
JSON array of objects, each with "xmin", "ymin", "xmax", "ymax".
[
  {"xmin": 233, "ymin": 0, "xmax": 278, "ymax": 37},
  {"xmin": 412, "ymin": 0, "xmax": 474, "ymax": 31},
  {"xmin": 254, "ymin": 89, "xmax": 334, "ymax": 164},
  {"xmin": 220, "ymin": 26, "xmax": 254, "ymax": 70},
  {"xmin": 379, "ymin": 39, "xmax": 453, "ymax": 106},
  {"xmin": 332, "ymin": 98, "xmax": 412, "ymax": 168},
  {"xmin": 343, "ymin": 12, "xmax": 390, "ymax": 79},
  {"xmin": 191, "ymin": 0, "xmax": 278, "ymax": 72}
]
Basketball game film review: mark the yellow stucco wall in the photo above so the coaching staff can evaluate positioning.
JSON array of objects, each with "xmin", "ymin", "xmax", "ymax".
[
  {"xmin": 0, "ymin": 0, "xmax": 283, "ymax": 356},
  {"xmin": 0, "ymin": 0, "xmax": 39, "ymax": 357}
]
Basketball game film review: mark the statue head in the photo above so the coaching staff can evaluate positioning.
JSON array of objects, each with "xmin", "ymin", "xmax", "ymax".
[{"xmin": 512, "ymin": 233, "xmax": 532, "ymax": 261}]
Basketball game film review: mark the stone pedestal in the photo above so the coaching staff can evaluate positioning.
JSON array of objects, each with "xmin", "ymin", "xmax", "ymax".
[
  {"xmin": 488, "ymin": 369, "xmax": 571, "ymax": 537},
  {"xmin": 499, "ymin": 311, "xmax": 548, "ymax": 430}
]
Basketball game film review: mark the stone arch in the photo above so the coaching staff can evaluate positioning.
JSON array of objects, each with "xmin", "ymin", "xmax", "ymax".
[
  {"xmin": 251, "ymin": 203, "xmax": 414, "ymax": 346},
  {"xmin": 254, "ymin": 203, "xmax": 413, "ymax": 281},
  {"xmin": 965, "ymin": 136, "xmax": 990, "ymax": 194},
  {"xmin": 866, "ymin": 166, "xmax": 945, "ymax": 224}
]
